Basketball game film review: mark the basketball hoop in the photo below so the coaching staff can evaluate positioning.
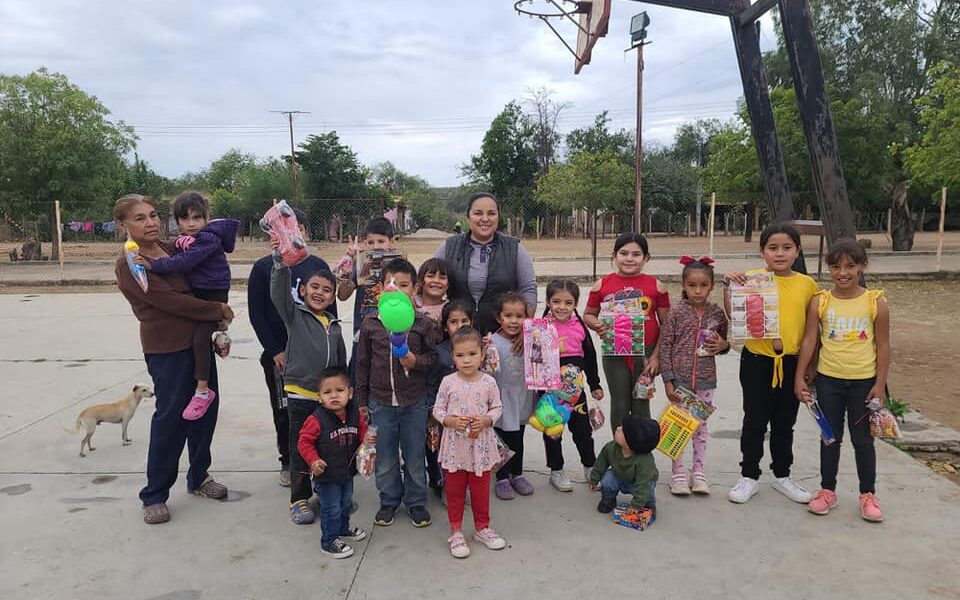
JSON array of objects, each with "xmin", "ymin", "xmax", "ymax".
[{"xmin": 514, "ymin": 0, "xmax": 611, "ymax": 74}]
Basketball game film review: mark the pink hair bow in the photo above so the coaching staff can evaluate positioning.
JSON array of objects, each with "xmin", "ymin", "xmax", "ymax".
[{"xmin": 679, "ymin": 255, "xmax": 715, "ymax": 266}]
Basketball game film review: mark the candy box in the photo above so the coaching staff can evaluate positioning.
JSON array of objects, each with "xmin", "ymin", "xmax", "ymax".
[
  {"xmin": 656, "ymin": 404, "xmax": 701, "ymax": 460},
  {"xmin": 729, "ymin": 271, "xmax": 780, "ymax": 340},
  {"xmin": 599, "ymin": 313, "xmax": 645, "ymax": 356}
]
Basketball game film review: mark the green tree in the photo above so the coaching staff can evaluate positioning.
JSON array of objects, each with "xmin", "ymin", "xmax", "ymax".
[
  {"xmin": 0, "ymin": 68, "xmax": 136, "ymax": 255},
  {"xmin": 905, "ymin": 61, "xmax": 960, "ymax": 191},
  {"xmin": 643, "ymin": 149, "xmax": 699, "ymax": 216},
  {"xmin": 204, "ymin": 149, "xmax": 256, "ymax": 194},
  {"xmin": 564, "ymin": 111, "xmax": 634, "ymax": 163}
]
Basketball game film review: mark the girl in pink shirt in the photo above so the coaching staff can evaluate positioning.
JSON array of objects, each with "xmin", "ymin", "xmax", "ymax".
[
  {"xmin": 433, "ymin": 327, "xmax": 505, "ymax": 558},
  {"xmin": 542, "ymin": 279, "xmax": 604, "ymax": 492}
]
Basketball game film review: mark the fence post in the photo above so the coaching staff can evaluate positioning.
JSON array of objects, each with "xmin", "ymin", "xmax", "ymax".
[
  {"xmin": 54, "ymin": 200, "xmax": 64, "ymax": 282},
  {"xmin": 709, "ymin": 192, "xmax": 717, "ymax": 257},
  {"xmin": 937, "ymin": 187, "xmax": 947, "ymax": 271},
  {"xmin": 887, "ymin": 208, "xmax": 892, "ymax": 239}
]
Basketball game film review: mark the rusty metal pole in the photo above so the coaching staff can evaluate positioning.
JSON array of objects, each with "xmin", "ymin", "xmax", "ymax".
[
  {"xmin": 634, "ymin": 42, "xmax": 645, "ymax": 234},
  {"xmin": 287, "ymin": 112, "xmax": 298, "ymax": 202}
]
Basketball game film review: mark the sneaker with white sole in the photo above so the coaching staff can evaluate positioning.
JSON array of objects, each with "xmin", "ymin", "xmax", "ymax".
[
  {"xmin": 339, "ymin": 526, "xmax": 367, "ymax": 541},
  {"xmin": 278, "ymin": 467, "xmax": 291, "ymax": 488},
  {"xmin": 690, "ymin": 472, "xmax": 711, "ymax": 495},
  {"xmin": 773, "ymin": 476, "xmax": 812, "ymax": 504},
  {"xmin": 448, "ymin": 531, "xmax": 470, "ymax": 558},
  {"xmin": 550, "ymin": 470, "xmax": 573, "ymax": 492},
  {"xmin": 728, "ymin": 476, "xmax": 760, "ymax": 503},
  {"xmin": 473, "ymin": 527, "xmax": 507, "ymax": 550},
  {"xmin": 670, "ymin": 474, "xmax": 692, "ymax": 496},
  {"xmin": 321, "ymin": 538, "xmax": 354, "ymax": 559}
]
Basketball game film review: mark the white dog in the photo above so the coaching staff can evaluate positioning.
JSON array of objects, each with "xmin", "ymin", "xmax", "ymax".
[{"xmin": 74, "ymin": 384, "xmax": 154, "ymax": 457}]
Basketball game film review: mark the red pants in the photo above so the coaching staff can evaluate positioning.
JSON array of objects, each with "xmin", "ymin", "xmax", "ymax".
[{"xmin": 444, "ymin": 469, "xmax": 491, "ymax": 532}]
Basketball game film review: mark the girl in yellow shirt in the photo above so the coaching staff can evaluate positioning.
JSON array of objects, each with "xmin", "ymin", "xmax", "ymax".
[
  {"xmin": 725, "ymin": 224, "xmax": 818, "ymax": 506},
  {"xmin": 796, "ymin": 239, "xmax": 890, "ymax": 523}
]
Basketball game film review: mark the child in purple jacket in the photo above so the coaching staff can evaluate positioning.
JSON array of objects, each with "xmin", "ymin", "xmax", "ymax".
[{"xmin": 140, "ymin": 191, "xmax": 239, "ymax": 420}]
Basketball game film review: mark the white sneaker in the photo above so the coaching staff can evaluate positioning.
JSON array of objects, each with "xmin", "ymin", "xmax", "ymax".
[
  {"xmin": 583, "ymin": 466, "xmax": 593, "ymax": 483},
  {"xmin": 728, "ymin": 477, "xmax": 760, "ymax": 504},
  {"xmin": 278, "ymin": 467, "xmax": 291, "ymax": 487},
  {"xmin": 773, "ymin": 477, "xmax": 812, "ymax": 504},
  {"xmin": 550, "ymin": 470, "xmax": 574, "ymax": 492}
]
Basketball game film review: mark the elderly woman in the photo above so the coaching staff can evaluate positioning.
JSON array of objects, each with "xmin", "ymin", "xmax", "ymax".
[
  {"xmin": 113, "ymin": 194, "xmax": 234, "ymax": 524},
  {"xmin": 435, "ymin": 193, "xmax": 537, "ymax": 334}
]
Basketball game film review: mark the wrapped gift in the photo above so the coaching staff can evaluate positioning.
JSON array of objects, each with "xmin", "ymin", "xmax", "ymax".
[
  {"xmin": 656, "ymin": 404, "xmax": 701, "ymax": 460},
  {"xmin": 673, "ymin": 384, "xmax": 716, "ymax": 422},
  {"xmin": 612, "ymin": 502, "xmax": 655, "ymax": 530},
  {"xmin": 523, "ymin": 319, "xmax": 561, "ymax": 390},
  {"xmin": 600, "ymin": 313, "xmax": 645, "ymax": 356},
  {"xmin": 729, "ymin": 271, "xmax": 780, "ymax": 340}
]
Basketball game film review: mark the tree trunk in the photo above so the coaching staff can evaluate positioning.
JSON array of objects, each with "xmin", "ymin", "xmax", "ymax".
[
  {"xmin": 890, "ymin": 181, "xmax": 914, "ymax": 251},
  {"xmin": 47, "ymin": 201, "xmax": 59, "ymax": 261}
]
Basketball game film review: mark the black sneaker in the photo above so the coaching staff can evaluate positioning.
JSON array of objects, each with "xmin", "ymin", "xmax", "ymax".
[
  {"xmin": 321, "ymin": 538, "xmax": 354, "ymax": 559},
  {"xmin": 374, "ymin": 505, "xmax": 397, "ymax": 527},
  {"xmin": 409, "ymin": 506, "xmax": 432, "ymax": 528},
  {"xmin": 597, "ymin": 496, "xmax": 617, "ymax": 514},
  {"xmin": 339, "ymin": 526, "xmax": 367, "ymax": 541}
]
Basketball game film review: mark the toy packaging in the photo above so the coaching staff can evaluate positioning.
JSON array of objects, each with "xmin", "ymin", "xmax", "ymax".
[
  {"xmin": 633, "ymin": 374, "xmax": 656, "ymax": 400},
  {"xmin": 523, "ymin": 319, "xmax": 561, "ymax": 390},
  {"xmin": 355, "ymin": 425, "xmax": 377, "ymax": 478},
  {"xmin": 124, "ymin": 239, "xmax": 149, "ymax": 293},
  {"xmin": 491, "ymin": 433, "xmax": 517, "ymax": 472},
  {"xmin": 528, "ymin": 392, "xmax": 570, "ymax": 438},
  {"xmin": 480, "ymin": 337, "xmax": 500, "ymax": 374},
  {"xmin": 612, "ymin": 502, "xmax": 655, "ymax": 530},
  {"xmin": 728, "ymin": 271, "xmax": 780, "ymax": 340},
  {"xmin": 599, "ymin": 313, "xmax": 645, "ymax": 356},
  {"xmin": 260, "ymin": 200, "xmax": 308, "ymax": 267},
  {"xmin": 656, "ymin": 404, "xmax": 701, "ymax": 460},
  {"xmin": 805, "ymin": 395, "xmax": 837, "ymax": 445},
  {"xmin": 427, "ymin": 418, "xmax": 441, "ymax": 452},
  {"xmin": 869, "ymin": 408, "xmax": 902, "ymax": 439},
  {"xmin": 357, "ymin": 249, "xmax": 405, "ymax": 287},
  {"xmin": 672, "ymin": 384, "xmax": 716, "ymax": 421},
  {"xmin": 697, "ymin": 329, "xmax": 719, "ymax": 356},
  {"xmin": 588, "ymin": 400, "xmax": 606, "ymax": 432}
]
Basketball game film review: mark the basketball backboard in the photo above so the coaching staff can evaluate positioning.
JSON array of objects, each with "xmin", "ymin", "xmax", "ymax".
[{"xmin": 574, "ymin": 0, "xmax": 611, "ymax": 74}]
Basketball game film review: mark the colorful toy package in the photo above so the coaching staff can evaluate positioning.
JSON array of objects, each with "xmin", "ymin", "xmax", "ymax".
[
  {"xmin": 355, "ymin": 425, "xmax": 377, "ymax": 478},
  {"xmin": 599, "ymin": 313, "xmax": 645, "ymax": 356},
  {"xmin": 357, "ymin": 249, "xmax": 405, "ymax": 287},
  {"xmin": 612, "ymin": 502, "xmax": 655, "ymax": 530},
  {"xmin": 805, "ymin": 396, "xmax": 837, "ymax": 446},
  {"xmin": 656, "ymin": 404, "xmax": 701, "ymax": 460},
  {"xmin": 869, "ymin": 408, "xmax": 902, "ymax": 439},
  {"xmin": 672, "ymin": 384, "xmax": 716, "ymax": 422},
  {"xmin": 480, "ymin": 337, "xmax": 500, "ymax": 374},
  {"xmin": 260, "ymin": 200, "xmax": 308, "ymax": 267},
  {"xmin": 632, "ymin": 374, "xmax": 656, "ymax": 400},
  {"xmin": 528, "ymin": 392, "xmax": 571, "ymax": 437},
  {"xmin": 728, "ymin": 271, "xmax": 780, "ymax": 340},
  {"xmin": 491, "ymin": 432, "xmax": 517, "ymax": 472},
  {"xmin": 523, "ymin": 318, "xmax": 561, "ymax": 390}
]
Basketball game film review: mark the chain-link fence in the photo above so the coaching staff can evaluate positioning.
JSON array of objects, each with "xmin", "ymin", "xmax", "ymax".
[{"xmin": 1, "ymin": 193, "xmax": 957, "ymax": 285}]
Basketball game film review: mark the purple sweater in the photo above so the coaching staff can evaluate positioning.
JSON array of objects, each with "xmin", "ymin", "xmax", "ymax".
[
  {"xmin": 148, "ymin": 219, "xmax": 240, "ymax": 291},
  {"xmin": 659, "ymin": 299, "xmax": 729, "ymax": 391}
]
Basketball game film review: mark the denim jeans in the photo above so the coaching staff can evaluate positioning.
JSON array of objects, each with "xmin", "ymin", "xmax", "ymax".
[
  {"xmin": 369, "ymin": 396, "xmax": 429, "ymax": 509},
  {"xmin": 600, "ymin": 468, "xmax": 657, "ymax": 510},
  {"xmin": 313, "ymin": 478, "xmax": 354, "ymax": 549}
]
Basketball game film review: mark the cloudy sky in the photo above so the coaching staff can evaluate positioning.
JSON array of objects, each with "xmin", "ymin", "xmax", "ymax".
[{"xmin": 0, "ymin": 0, "xmax": 777, "ymax": 186}]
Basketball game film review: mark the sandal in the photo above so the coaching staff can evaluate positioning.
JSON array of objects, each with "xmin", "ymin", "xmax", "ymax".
[
  {"xmin": 143, "ymin": 502, "xmax": 170, "ymax": 524},
  {"xmin": 182, "ymin": 389, "xmax": 216, "ymax": 421},
  {"xmin": 191, "ymin": 476, "xmax": 228, "ymax": 500},
  {"xmin": 448, "ymin": 531, "xmax": 470, "ymax": 558}
]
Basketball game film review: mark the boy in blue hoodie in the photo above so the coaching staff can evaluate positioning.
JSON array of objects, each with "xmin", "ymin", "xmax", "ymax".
[{"xmin": 139, "ymin": 191, "xmax": 239, "ymax": 420}]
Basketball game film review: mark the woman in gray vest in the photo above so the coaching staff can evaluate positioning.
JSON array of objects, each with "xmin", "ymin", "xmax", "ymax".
[{"xmin": 435, "ymin": 193, "xmax": 537, "ymax": 334}]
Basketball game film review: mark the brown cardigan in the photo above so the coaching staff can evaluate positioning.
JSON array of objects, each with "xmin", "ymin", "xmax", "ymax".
[{"xmin": 116, "ymin": 243, "xmax": 225, "ymax": 355}]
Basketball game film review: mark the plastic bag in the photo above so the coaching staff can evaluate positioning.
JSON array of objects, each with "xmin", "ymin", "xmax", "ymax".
[
  {"xmin": 490, "ymin": 432, "xmax": 516, "ymax": 472},
  {"xmin": 587, "ymin": 399, "xmax": 606, "ymax": 432},
  {"xmin": 356, "ymin": 425, "xmax": 377, "ymax": 478},
  {"xmin": 869, "ymin": 409, "xmax": 902, "ymax": 439},
  {"xmin": 633, "ymin": 374, "xmax": 656, "ymax": 400},
  {"xmin": 427, "ymin": 418, "xmax": 441, "ymax": 452}
]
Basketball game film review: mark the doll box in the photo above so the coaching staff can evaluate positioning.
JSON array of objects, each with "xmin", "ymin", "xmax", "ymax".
[{"xmin": 523, "ymin": 318, "xmax": 561, "ymax": 390}]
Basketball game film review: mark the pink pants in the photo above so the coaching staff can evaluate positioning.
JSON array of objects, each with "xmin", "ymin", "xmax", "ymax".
[{"xmin": 672, "ymin": 389, "xmax": 715, "ymax": 476}]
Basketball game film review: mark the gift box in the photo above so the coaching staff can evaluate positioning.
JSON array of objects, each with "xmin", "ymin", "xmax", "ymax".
[
  {"xmin": 673, "ymin": 384, "xmax": 716, "ymax": 422},
  {"xmin": 729, "ymin": 271, "xmax": 780, "ymax": 340},
  {"xmin": 600, "ymin": 313, "xmax": 645, "ymax": 356},
  {"xmin": 656, "ymin": 404, "xmax": 701, "ymax": 460},
  {"xmin": 612, "ymin": 502, "xmax": 655, "ymax": 530}
]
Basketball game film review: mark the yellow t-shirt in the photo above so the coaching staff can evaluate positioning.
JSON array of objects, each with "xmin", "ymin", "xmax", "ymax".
[
  {"xmin": 743, "ymin": 270, "xmax": 818, "ymax": 387},
  {"xmin": 816, "ymin": 289, "xmax": 884, "ymax": 380}
]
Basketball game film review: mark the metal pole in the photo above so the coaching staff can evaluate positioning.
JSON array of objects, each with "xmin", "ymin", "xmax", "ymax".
[
  {"xmin": 938, "ymin": 187, "xmax": 947, "ymax": 271},
  {"xmin": 288, "ymin": 112, "xmax": 297, "ymax": 201},
  {"xmin": 54, "ymin": 200, "xmax": 64, "ymax": 282},
  {"xmin": 709, "ymin": 192, "xmax": 717, "ymax": 257},
  {"xmin": 634, "ymin": 42, "xmax": 645, "ymax": 233}
]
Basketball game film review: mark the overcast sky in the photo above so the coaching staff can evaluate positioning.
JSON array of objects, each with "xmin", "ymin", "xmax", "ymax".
[{"xmin": 0, "ymin": 0, "xmax": 777, "ymax": 186}]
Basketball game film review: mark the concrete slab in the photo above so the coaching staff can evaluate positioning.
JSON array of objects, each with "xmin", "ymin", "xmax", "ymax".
[{"xmin": 1, "ymin": 291, "xmax": 959, "ymax": 600}]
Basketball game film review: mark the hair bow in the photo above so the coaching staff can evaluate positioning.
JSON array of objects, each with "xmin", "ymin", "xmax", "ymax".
[{"xmin": 679, "ymin": 255, "xmax": 715, "ymax": 266}]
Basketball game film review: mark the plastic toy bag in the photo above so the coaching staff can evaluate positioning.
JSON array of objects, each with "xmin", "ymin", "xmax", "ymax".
[
  {"xmin": 729, "ymin": 271, "xmax": 780, "ymax": 340},
  {"xmin": 869, "ymin": 408, "xmax": 902, "ymax": 439},
  {"xmin": 633, "ymin": 374, "xmax": 656, "ymax": 400},
  {"xmin": 480, "ymin": 337, "xmax": 500, "ymax": 374},
  {"xmin": 490, "ymin": 432, "xmax": 516, "ymax": 472},
  {"xmin": 356, "ymin": 425, "xmax": 377, "ymax": 478},
  {"xmin": 124, "ymin": 240, "xmax": 149, "ymax": 293},
  {"xmin": 260, "ymin": 200, "xmax": 308, "ymax": 267},
  {"xmin": 587, "ymin": 400, "xmax": 606, "ymax": 432},
  {"xmin": 805, "ymin": 396, "xmax": 837, "ymax": 445},
  {"xmin": 426, "ymin": 418, "xmax": 441, "ymax": 452}
]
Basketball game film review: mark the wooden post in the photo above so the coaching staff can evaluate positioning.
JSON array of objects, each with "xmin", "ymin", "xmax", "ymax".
[
  {"xmin": 709, "ymin": 192, "xmax": 717, "ymax": 257},
  {"xmin": 887, "ymin": 209, "xmax": 892, "ymax": 239},
  {"xmin": 937, "ymin": 187, "xmax": 947, "ymax": 271},
  {"xmin": 555, "ymin": 213, "xmax": 560, "ymax": 239},
  {"xmin": 647, "ymin": 211, "xmax": 653, "ymax": 234},
  {"xmin": 687, "ymin": 213, "xmax": 692, "ymax": 236},
  {"xmin": 54, "ymin": 200, "xmax": 64, "ymax": 281}
]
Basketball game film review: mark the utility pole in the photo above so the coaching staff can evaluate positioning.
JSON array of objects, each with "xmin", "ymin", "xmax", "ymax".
[
  {"xmin": 271, "ymin": 110, "xmax": 310, "ymax": 201},
  {"xmin": 627, "ymin": 13, "xmax": 650, "ymax": 234}
]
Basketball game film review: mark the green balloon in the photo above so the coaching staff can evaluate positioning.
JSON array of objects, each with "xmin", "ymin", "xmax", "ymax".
[{"xmin": 378, "ymin": 290, "xmax": 415, "ymax": 333}]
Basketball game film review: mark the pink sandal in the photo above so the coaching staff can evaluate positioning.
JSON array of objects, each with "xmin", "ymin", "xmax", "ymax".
[{"xmin": 182, "ymin": 389, "xmax": 216, "ymax": 421}]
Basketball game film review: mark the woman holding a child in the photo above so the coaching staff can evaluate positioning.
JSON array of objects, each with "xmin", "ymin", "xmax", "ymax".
[
  {"xmin": 435, "ymin": 192, "xmax": 538, "ymax": 334},
  {"xmin": 114, "ymin": 193, "xmax": 233, "ymax": 525}
]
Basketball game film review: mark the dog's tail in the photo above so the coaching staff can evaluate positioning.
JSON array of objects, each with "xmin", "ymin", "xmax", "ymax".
[{"xmin": 64, "ymin": 417, "xmax": 81, "ymax": 434}]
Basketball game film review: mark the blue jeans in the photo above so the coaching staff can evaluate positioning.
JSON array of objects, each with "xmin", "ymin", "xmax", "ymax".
[
  {"xmin": 369, "ymin": 396, "xmax": 429, "ymax": 509},
  {"xmin": 313, "ymin": 479, "xmax": 354, "ymax": 549},
  {"xmin": 600, "ymin": 469, "xmax": 657, "ymax": 510}
]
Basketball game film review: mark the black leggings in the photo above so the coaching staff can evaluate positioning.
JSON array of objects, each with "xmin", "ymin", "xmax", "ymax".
[
  {"xmin": 738, "ymin": 349, "xmax": 801, "ymax": 479},
  {"xmin": 494, "ymin": 427, "xmax": 526, "ymax": 481},
  {"xmin": 816, "ymin": 374, "xmax": 877, "ymax": 494},
  {"xmin": 543, "ymin": 399, "xmax": 595, "ymax": 471}
]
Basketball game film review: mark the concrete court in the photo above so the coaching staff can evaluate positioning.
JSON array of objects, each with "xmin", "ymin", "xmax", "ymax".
[{"xmin": 1, "ymin": 290, "xmax": 958, "ymax": 600}]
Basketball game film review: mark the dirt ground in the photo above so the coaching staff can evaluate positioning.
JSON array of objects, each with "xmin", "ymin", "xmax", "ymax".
[{"xmin": 6, "ymin": 230, "xmax": 960, "ymax": 264}]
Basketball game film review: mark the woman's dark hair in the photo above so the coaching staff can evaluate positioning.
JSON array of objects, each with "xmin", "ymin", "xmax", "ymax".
[
  {"xmin": 300, "ymin": 269, "xmax": 337, "ymax": 292},
  {"xmin": 451, "ymin": 326, "xmax": 483, "ymax": 349},
  {"xmin": 759, "ymin": 223, "xmax": 801, "ymax": 249},
  {"xmin": 441, "ymin": 299, "xmax": 476, "ymax": 339},
  {"xmin": 173, "ymin": 191, "xmax": 209, "ymax": 220},
  {"xmin": 612, "ymin": 232, "xmax": 650, "ymax": 257},
  {"xmin": 383, "ymin": 258, "xmax": 418, "ymax": 283},
  {"xmin": 417, "ymin": 258, "xmax": 450, "ymax": 285},
  {"xmin": 466, "ymin": 192, "xmax": 499, "ymax": 214},
  {"xmin": 364, "ymin": 216, "xmax": 395, "ymax": 239},
  {"xmin": 681, "ymin": 260, "xmax": 715, "ymax": 299},
  {"xmin": 495, "ymin": 291, "xmax": 527, "ymax": 315},
  {"xmin": 826, "ymin": 238, "xmax": 868, "ymax": 266}
]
